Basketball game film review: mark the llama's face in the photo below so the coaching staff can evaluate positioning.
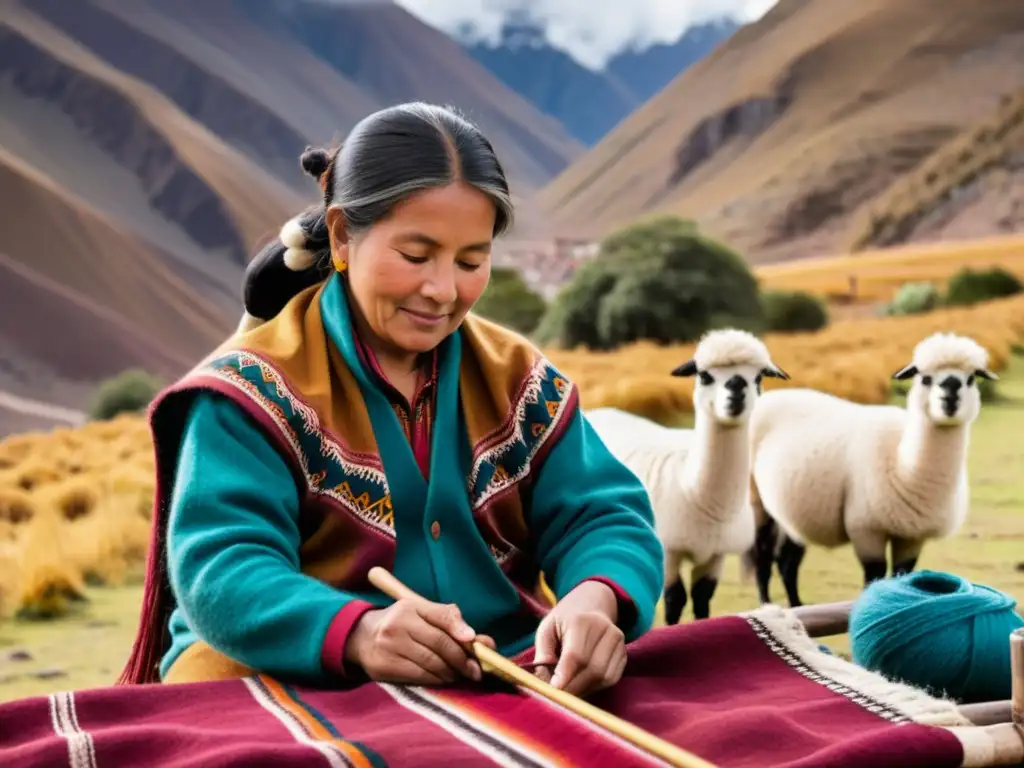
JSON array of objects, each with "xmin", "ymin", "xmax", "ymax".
[
  {"xmin": 904, "ymin": 367, "xmax": 984, "ymax": 426},
  {"xmin": 690, "ymin": 363, "xmax": 772, "ymax": 427}
]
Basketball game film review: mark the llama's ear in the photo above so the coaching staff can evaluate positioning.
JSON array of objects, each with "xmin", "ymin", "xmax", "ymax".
[
  {"xmin": 975, "ymin": 368, "xmax": 998, "ymax": 381},
  {"xmin": 671, "ymin": 359, "xmax": 698, "ymax": 377},
  {"xmin": 892, "ymin": 364, "xmax": 918, "ymax": 381},
  {"xmin": 762, "ymin": 364, "xmax": 790, "ymax": 380}
]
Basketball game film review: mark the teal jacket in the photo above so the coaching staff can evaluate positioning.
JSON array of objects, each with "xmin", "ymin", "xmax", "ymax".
[{"xmin": 162, "ymin": 284, "xmax": 664, "ymax": 684}]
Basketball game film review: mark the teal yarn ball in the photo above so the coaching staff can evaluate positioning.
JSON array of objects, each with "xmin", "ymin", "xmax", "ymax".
[{"xmin": 848, "ymin": 570, "xmax": 1024, "ymax": 703}]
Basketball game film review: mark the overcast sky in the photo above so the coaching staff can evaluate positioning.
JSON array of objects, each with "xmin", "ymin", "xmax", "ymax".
[{"xmin": 393, "ymin": 0, "xmax": 778, "ymax": 69}]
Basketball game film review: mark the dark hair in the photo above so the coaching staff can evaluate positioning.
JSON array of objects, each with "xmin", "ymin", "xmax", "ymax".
[{"xmin": 241, "ymin": 102, "xmax": 514, "ymax": 325}]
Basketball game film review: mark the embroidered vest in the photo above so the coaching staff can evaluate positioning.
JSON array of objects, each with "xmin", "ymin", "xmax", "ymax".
[{"xmin": 120, "ymin": 277, "xmax": 578, "ymax": 684}]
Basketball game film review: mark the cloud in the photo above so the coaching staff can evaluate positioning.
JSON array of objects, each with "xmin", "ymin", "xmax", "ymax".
[{"xmin": 393, "ymin": 0, "xmax": 778, "ymax": 69}]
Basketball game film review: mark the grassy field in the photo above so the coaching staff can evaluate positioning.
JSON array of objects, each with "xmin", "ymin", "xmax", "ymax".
[
  {"xmin": 2, "ymin": 365, "xmax": 1024, "ymax": 703},
  {"xmin": 0, "ymin": 575, "xmax": 143, "ymax": 701},
  {"xmin": 754, "ymin": 233, "xmax": 1024, "ymax": 302}
]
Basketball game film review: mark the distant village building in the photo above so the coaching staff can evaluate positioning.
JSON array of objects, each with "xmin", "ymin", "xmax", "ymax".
[{"xmin": 492, "ymin": 237, "xmax": 600, "ymax": 299}]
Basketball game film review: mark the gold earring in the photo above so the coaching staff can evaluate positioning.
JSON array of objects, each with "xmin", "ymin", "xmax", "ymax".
[{"xmin": 332, "ymin": 251, "xmax": 347, "ymax": 273}]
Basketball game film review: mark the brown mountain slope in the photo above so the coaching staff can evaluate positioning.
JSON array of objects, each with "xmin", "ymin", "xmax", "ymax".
[
  {"xmin": 0, "ymin": 151, "xmax": 232, "ymax": 352},
  {"xmin": 0, "ymin": 2, "xmax": 305, "ymax": 430},
  {"xmin": 22, "ymin": 0, "xmax": 582, "ymax": 198},
  {"xmin": 848, "ymin": 87, "xmax": 1024, "ymax": 250},
  {"xmin": 535, "ymin": 0, "xmax": 1024, "ymax": 263},
  {"xmin": 25, "ymin": 0, "xmax": 378, "ymax": 190},
  {"xmin": 4, "ymin": 4, "xmax": 306, "ymax": 253},
  {"xmin": 0, "ymin": 150, "xmax": 231, "ymax": 405},
  {"xmin": 1, "ymin": 5, "xmax": 303, "ymax": 290}
]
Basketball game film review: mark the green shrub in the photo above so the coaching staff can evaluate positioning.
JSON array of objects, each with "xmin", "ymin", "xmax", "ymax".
[
  {"xmin": 534, "ymin": 216, "xmax": 763, "ymax": 350},
  {"xmin": 884, "ymin": 281, "xmax": 941, "ymax": 316},
  {"xmin": 472, "ymin": 267, "xmax": 547, "ymax": 335},
  {"xmin": 88, "ymin": 369, "xmax": 162, "ymax": 421},
  {"xmin": 944, "ymin": 266, "xmax": 1023, "ymax": 307},
  {"xmin": 761, "ymin": 289, "xmax": 829, "ymax": 332}
]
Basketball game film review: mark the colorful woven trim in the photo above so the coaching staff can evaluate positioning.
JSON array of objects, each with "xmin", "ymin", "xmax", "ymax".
[
  {"xmin": 197, "ymin": 350, "xmax": 395, "ymax": 536},
  {"xmin": 467, "ymin": 356, "xmax": 577, "ymax": 513}
]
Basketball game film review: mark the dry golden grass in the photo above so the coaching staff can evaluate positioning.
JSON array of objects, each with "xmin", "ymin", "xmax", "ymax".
[
  {"xmin": 548, "ymin": 293, "xmax": 1024, "ymax": 423},
  {"xmin": 754, "ymin": 234, "xmax": 1024, "ymax": 303},
  {"xmin": 0, "ymin": 414, "xmax": 153, "ymax": 619}
]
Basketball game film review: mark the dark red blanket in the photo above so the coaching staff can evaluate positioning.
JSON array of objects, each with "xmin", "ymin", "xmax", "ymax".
[{"xmin": 0, "ymin": 607, "xmax": 978, "ymax": 768}]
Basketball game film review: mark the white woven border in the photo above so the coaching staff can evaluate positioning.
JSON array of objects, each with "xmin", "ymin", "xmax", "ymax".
[{"xmin": 741, "ymin": 604, "xmax": 1024, "ymax": 766}]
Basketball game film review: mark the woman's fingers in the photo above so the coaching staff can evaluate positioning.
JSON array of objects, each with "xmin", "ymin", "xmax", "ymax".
[
  {"xmin": 418, "ymin": 601, "xmax": 476, "ymax": 645},
  {"xmin": 415, "ymin": 601, "xmax": 490, "ymax": 681},
  {"xmin": 609, "ymin": 644, "xmax": 628, "ymax": 685},
  {"xmin": 531, "ymin": 662, "xmax": 554, "ymax": 684},
  {"xmin": 549, "ymin": 621, "xmax": 592, "ymax": 691},
  {"xmin": 360, "ymin": 598, "xmax": 494, "ymax": 685},
  {"xmin": 393, "ymin": 635, "xmax": 461, "ymax": 683},
  {"xmin": 475, "ymin": 634, "xmax": 497, "ymax": 651},
  {"xmin": 408, "ymin": 616, "xmax": 481, "ymax": 681},
  {"xmin": 376, "ymin": 601, "xmax": 459, "ymax": 683},
  {"xmin": 588, "ymin": 625, "xmax": 627, "ymax": 689},
  {"xmin": 385, "ymin": 654, "xmax": 450, "ymax": 686},
  {"xmin": 555, "ymin": 619, "xmax": 626, "ymax": 696}
]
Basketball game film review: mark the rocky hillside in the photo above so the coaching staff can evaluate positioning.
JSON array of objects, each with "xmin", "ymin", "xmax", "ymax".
[
  {"xmin": 465, "ymin": 18, "xmax": 738, "ymax": 146},
  {"xmin": 848, "ymin": 88, "xmax": 1024, "ymax": 251},
  {"xmin": 0, "ymin": 0, "xmax": 584, "ymax": 434},
  {"xmin": 536, "ymin": 0, "xmax": 1024, "ymax": 264}
]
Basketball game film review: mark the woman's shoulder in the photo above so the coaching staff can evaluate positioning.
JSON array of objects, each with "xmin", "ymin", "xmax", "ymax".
[
  {"xmin": 460, "ymin": 312, "xmax": 565, "ymax": 376},
  {"xmin": 459, "ymin": 312, "xmax": 577, "ymax": 407},
  {"xmin": 184, "ymin": 283, "xmax": 331, "ymax": 397}
]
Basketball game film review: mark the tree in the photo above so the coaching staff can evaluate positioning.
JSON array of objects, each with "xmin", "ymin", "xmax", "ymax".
[
  {"xmin": 88, "ymin": 369, "xmax": 162, "ymax": 421},
  {"xmin": 944, "ymin": 266, "xmax": 1023, "ymax": 307},
  {"xmin": 535, "ymin": 216, "xmax": 764, "ymax": 350},
  {"xmin": 761, "ymin": 289, "xmax": 829, "ymax": 332},
  {"xmin": 472, "ymin": 267, "xmax": 547, "ymax": 335}
]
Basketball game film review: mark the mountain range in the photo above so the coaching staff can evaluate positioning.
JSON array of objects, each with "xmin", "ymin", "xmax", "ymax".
[
  {"xmin": 0, "ymin": 0, "xmax": 738, "ymax": 433},
  {"xmin": 464, "ymin": 15, "xmax": 739, "ymax": 146},
  {"xmin": 536, "ymin": 0, "xmax": 1024, "ymax": 263},
  {"xmin": 3, "ymin": 0, "xmax": 1024, "ymax": 436}
]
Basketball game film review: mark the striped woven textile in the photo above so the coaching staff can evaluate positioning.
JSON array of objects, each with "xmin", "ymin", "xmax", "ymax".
[{"xmin": 1, "ymin": 605, "xmax": 1017, "ymax": 767}]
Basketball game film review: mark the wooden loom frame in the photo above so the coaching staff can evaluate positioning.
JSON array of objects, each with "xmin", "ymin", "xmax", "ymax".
[{"xmin": 791, "ymin": 599, "xmax": 1023, "ymax": 764}]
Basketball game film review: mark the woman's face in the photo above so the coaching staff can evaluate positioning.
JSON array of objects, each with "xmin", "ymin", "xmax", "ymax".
[{"xmin": 328, "ymin": 181, "xmax": 495, "ymax": 358}]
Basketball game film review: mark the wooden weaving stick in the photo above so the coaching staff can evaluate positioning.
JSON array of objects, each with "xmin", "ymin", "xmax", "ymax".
[{"xmin": 367, "ymin": 567, "xmax": 718, "ymax": 768}]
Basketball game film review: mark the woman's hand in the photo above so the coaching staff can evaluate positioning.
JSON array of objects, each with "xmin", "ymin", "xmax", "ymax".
[
  {"xmin": 344, "ymin": 598, "xmax": 495, "ymax": 685},
  {"xmin": 532, "ymin": 580, "xmax": 627, "ymax": 696}
]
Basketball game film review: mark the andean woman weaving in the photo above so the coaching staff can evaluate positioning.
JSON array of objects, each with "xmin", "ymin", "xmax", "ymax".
[
  {"xmin": 118, "ymin": 101, "xmax": 666, "ymax": 695},
  {"xmin": 66, "ymin": 101, "xmax": 1019, "ymax": 768}
]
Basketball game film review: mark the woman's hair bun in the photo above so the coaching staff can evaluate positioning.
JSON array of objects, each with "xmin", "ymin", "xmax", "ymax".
[{"xmin": 300, "ymin": 146, "xmax": 332, "ymax": 181}]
